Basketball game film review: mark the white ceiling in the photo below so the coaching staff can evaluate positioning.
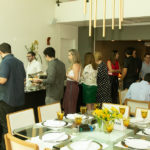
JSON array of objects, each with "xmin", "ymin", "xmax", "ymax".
[
  {"xmin": 58, "ymin": 16, "xmax": 150, "ymax": 27},
  {"xmin": 56, "ymin": 1, "xmax": 150, "ymax": 27}
]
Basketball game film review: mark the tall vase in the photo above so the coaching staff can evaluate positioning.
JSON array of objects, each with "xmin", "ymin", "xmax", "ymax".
[{"xmin": 96, "ymin": 119, "xmax": 103, "ymax": 131}]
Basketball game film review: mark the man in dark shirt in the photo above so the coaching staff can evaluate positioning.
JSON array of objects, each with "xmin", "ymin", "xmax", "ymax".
[
  {"xmin": 121, "ymin": 48, "xmax": 138, "ymax": 89},
  {"xmin": 0, "ymin": 43, "xmax": 26, "ymax": 150},
  {"xmin": 131, "ymin": 47, "xmax": 142, "ymax": 80}
]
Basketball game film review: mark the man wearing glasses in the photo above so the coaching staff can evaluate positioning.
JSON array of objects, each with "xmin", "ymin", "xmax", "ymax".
[{"xmin": 26, "ymin": 51, "xmax": 42, "ymax": 77}]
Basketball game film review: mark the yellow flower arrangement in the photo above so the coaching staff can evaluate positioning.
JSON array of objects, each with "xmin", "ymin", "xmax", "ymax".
[
  {"xmin": 25, "ymin": 40, "xmax": 39, "ymax": 53},
  {"xmin": 93, "ymin": 107, "xmax": 123, "ymax": 123},
  {"xmin": 25, "ymin": 40, "xmax": 42, "ymax": 63},
  {"xmin": 93, "ymin": 107, "xmax": 123, "ymax": 131}
]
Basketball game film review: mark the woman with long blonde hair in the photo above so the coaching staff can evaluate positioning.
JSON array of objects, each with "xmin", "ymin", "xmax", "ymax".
[{"xmin": 63, "ymin": 49, "xmax": 82, "ymax": 114}]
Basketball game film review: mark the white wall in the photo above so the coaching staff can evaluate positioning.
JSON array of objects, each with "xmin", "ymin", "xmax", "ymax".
[
  {"xmin": 0, "ymin": 0, "xmax": 78, "ymax": 71},
  {"xmin": 55, "ymin": 0, "xmax": 150, "ymax": 23}
]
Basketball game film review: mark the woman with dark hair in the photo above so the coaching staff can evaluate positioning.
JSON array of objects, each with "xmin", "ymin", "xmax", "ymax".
[
  {"xmin": 107, "ymin": 50, "xmax": 121, "ymax": 104},
  {"xmin": 81, "ymin": 52, "xmax": 97, "ymax": 111}
]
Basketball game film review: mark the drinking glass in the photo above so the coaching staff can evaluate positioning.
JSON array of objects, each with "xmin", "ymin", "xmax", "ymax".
[
  {"xmin": 123, "ymin": 117, "xmax": 130, "ymax": 127},
  {"xmin": 57, "ymin": 112, "xmax": 64, "ymax": 120},
  {"xmin": 75, "ymin": 116, "xmax": 82, "ymax": 132},
  {"xmin": 119, "ymin": 106, "xmax": 126, "ymax": 115},
  {"xmin": 104, "ymin": 121, "xmax": 114, "ymax": 133},
  {"xmin": 80, "ymin": 106, "xmax": 87, "ymax": 114},
  {"xmin": 141, "ymin": 109, "xmax": 148, "ymax": 119}
]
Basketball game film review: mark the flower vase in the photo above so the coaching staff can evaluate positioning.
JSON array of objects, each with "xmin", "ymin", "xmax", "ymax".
[{"xmin": 96, "ymin": 119, "xmax": 102, "ymax": 131}]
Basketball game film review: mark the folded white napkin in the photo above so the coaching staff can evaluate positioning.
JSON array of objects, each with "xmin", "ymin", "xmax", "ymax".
[
  {"xmin": 27, "ymin": 136, "xmax": 56, "ymax": 150},
  {"xmin": 66, "ymin": 114, "xmax": 86, "ymax": 120},
  {"xmin": 125, "ymin": 138, "xmax": 150, "ymax": 149},
  {"xmin": 42, "ymin": 132, "xmax": 68, "ymax": 142},
  {"xmin": 44, "ymin": 120, "xmax": 66, "ymax": 127}
]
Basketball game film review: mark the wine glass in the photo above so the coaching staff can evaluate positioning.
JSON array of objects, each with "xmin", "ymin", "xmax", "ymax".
[
  {"xmin": 141, "ymin": 109, "xmax": 148, "ymax": 120},
  {"xmin": 123, "ymin": 117, "xmax": 130, "ymax": 127},
  {"xmin": 75, "ymin": 116, "xmax": 82, "ymax": 132},
  {"xmin": 80, "ymin": 106, "xmax": 87, "ymax": 115},
  {"xmin": 119, "ymin": 106, "xmax": 126, "ymax": 116},
  {"xmin": 105, "ymin": 121, "xmax": 114, "ymax": 133},
  {"xmin": 57, "ymin": 112, "xmax": 64, "ymax": 120}
]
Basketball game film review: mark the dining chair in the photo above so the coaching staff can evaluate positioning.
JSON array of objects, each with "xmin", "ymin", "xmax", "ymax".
[
  {"xmin": 118, "ymin": 89, "xmax": 128, "ymax": 104},
  {"xmin": 37, "ymin": 102, "xmax": 61, "ymax": 122},
  {"xmin": 135, "ymin": 107, "xmax": 150, "ymax": 119},
  {"xmin": 6, "ymin": 108, "xmax": 35, "ymax": 135},
  {"xmin": 102, "ymin": 103, "xmax": 130, "ymax": 117},
  {"xmin": 4, "ymin": 133, "xmax": 39, "ymax": 150},
  {"xmin": 124, "ymin": 99, "xmax": 150, "ymax": 116}
]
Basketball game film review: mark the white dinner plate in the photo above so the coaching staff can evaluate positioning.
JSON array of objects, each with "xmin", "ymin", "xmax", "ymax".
[
  {"xmin": 41, "ymin": 132, "xmax": 69, "ymax": 142},
  {"xmin": 42, "ymin": 120, "xmax": 67, "ymax": 128},
  {"xmin": 124, "ymin": 138, "xmax": 150, "ymax": 149},
  {"xmin": 67, "ymin": 140, "xmax": 102, "ymax": 150}
]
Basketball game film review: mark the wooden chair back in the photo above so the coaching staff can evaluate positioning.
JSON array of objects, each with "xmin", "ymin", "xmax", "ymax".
[
  {"xmin": 6, "ymin": 108, "xmax": 35, "ymax": 134},
  {"xmin": 124, "ymin": 99, "xmax": 150, "ymax": 116},
  {"xmin": 4, "ymin": 133, "xmax": 39, "ymax": 150},
  {"xmin": 37, "ymin": 102, "xmax": 61, "ymax": 122},
  {"xmin": 118, "ymin": 89, "xmax": 128, "ymax": 104}
]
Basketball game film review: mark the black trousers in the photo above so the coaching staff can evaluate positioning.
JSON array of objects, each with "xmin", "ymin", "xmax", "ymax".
[
  {"xmin": 109, "ymin": 75, "xmax": 119, "ymax": 104},
  {"xmin": 0, "ymin": 101, "xmax": 23, "ymax": 150}
]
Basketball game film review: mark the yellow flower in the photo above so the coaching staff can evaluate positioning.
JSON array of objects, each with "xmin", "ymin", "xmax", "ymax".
[
  {"xmin": 118, "ymin": 113, "xmax": 123, "ymax": 119},
  {"xmin": 103, "ymin": 108, "xmax": 109, "ymax": 114},
  {"xmin": 111, "ymin": 107, "xmax": 118, "ymax": 112},
  {"xmin": 112, "ymin": 113, "xmax": 117, "ymax": 118},
  {"xmin": 34, "ymin": 40, "xmax": 39, "ymax": 45},
  {"xmin": 102, "ymin": 113, "xmax": 106, "ymax": 119}
]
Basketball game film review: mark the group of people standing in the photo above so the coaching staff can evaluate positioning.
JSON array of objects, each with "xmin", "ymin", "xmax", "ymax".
[
  {"xmin": 63, "ymin": 50, "xmax": 114, "ymax": 114},
  {"xmin": 81, "ymin": 51, "xmax": 117, "ymax": 111},
  {"xmin": 0, "ymin": 42, "xmax": 149, "ymax": 150},
  {"xmin": 81, "ymin": 47, "xmax": 150, "ymax": 112}
]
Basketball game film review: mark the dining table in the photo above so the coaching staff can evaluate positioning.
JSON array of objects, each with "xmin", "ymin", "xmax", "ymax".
[{"xmin": 13, "ymin": 115, "xmax": 150, "ymax": 150}]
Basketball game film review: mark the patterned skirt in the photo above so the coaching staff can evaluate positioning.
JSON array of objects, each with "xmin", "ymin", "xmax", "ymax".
[{"xmin": 63, "ymin": 81, "xmax": 79, "ymax": 114}]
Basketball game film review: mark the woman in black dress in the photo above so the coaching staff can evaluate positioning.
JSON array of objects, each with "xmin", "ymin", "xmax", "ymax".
[{"xmin": 94, "ymin": 51, "xmax": 112, "ymax": 107}]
